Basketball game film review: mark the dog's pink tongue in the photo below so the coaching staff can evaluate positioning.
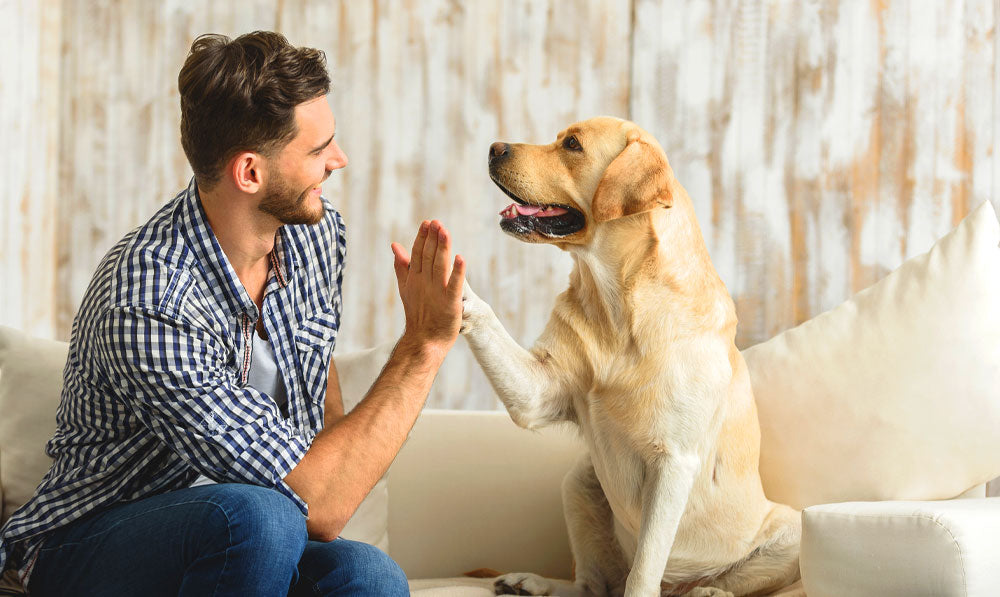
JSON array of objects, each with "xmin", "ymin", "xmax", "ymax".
[
  {"xmin": 499, "ymin": 203, "xmax": 541, "ymax": 219},
  {"xmin": 498, "ymin": 203, "xmax": 569, "ymax": 219}
]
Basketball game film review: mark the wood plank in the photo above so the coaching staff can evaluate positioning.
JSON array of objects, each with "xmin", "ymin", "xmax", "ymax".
[{"xmin": 1, "ymin": 0, "xmax": 61, "ymax": 339}]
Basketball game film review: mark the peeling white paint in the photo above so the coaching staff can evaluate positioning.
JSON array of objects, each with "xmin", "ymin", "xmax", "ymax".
[{"xmin": 2, "ymin": 0, "xmax": 996, "ymax": 409}]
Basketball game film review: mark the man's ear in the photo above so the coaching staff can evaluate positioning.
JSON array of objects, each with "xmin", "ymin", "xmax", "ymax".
[{"xmin": 590, "ymin": 131, "xmax": 673, "ymax": 224}]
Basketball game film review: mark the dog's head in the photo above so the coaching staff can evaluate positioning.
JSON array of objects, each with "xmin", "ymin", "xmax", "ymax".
[{"xmin": 488, "ymin": 117, "xmax": 674, "ymax": 246}]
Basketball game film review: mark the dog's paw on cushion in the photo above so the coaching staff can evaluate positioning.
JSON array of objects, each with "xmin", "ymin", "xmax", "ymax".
[
  {"xmin": 494, "ymin": 572, "xmax": 555, "ymax": 596},
  {"xmin": 744, "ymin": 200, "xmax": 1000, "ymax": 510}
]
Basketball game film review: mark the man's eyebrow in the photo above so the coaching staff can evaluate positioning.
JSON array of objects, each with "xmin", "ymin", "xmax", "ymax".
[{"xmin": 309, "ymin": 133, "xmax": 335, "ymax": 154}]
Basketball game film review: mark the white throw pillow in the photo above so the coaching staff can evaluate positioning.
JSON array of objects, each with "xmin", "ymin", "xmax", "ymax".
[
  {"xmin": 0, "ymin": 326, "xmax": 66, "ymax": 525},
  {"xmin": 744, "ymin": 200, "xmax": 1000, "ymax": 510},
  {"xmin": 0, "ymin": 326, "xmax": 391, "ymax": 552},
  {"xmin": 332, "ymin": 342, "xmax": 396, "ymax": 552}
]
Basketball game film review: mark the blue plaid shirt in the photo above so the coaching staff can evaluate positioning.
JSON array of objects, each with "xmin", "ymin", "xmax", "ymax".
[{"xmin": 0, "ymin": 177, "xmax": 346, "ymax": 584}]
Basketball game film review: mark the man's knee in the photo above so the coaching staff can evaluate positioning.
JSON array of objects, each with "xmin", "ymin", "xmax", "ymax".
[
  {"xmin": 342, "ymin": 541, "xmax": 408, "ymax": 594},
  {"xmin": 201, "ymin": 484, "xmax": 307, "ymax": 559},
  {"xmin": 301, "ymin": 539, "xmax": 409, "ymax": 596}
]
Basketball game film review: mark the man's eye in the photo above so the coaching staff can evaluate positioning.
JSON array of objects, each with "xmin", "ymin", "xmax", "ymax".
[{"xmin": 563, "ymin": 135, "xmax": 582, "ymax": 151}]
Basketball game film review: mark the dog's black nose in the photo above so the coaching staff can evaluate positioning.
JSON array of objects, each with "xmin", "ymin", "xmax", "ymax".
[{"xmin": 489, "ymin": 142, "xmax": 509, "ymax": 164}]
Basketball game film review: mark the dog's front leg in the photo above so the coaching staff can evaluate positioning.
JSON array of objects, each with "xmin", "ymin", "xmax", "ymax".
[
  {"xmin": 461, "ymin": 280, "xmax": 572, "ymax": 429},
  {"xmin": 626, "ymin": 452, "xmax": 701, "ymax": 596}
]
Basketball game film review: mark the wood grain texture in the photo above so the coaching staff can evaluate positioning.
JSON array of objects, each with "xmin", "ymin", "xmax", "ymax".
[
  {"xmin": 632, "ymin": 0, "xmax": 996, "ymax": 347},
  {"xmin": 2, "ymin": 0, "xmax": 997, "ymax": 409},
  {"xmin": 1, "ymin": 0, "xmax": 61, "ymax": 339}
]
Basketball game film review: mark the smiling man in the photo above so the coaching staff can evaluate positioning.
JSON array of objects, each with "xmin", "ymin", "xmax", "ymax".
[{"xmin": 0, "ymin": 31, "xmax": 465, "ymax": 596}]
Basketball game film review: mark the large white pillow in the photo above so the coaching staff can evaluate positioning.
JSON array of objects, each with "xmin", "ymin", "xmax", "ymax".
[
  {"xmin": 744, "ymin": 200, "xmax": 1000, "ymax": 510},
  {"xmin": 0, "ymin": 326, "xmax": 391, "ymax": 552},
  {"xmin": 332, "ymin": 342, "xmax": 396, "ymax": 552},
  {"xmin": 0, "ymin": 326, "xmax": 66, "ymax": 525}
]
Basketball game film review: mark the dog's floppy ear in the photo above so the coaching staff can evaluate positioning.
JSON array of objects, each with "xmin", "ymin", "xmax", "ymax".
[{"xmin": 590, "ymin": 130, "xmax": 673, "ymax": 223}]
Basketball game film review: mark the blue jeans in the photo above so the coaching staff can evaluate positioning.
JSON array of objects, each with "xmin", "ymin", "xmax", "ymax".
[{"xmin": 26, "ymin": 483, "xmax": 408, "ymax": 596}]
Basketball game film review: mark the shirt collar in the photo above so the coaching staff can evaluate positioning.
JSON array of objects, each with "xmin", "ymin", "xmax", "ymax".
[
  {"xmin": 267, "ymin": 223, "xmax": 298, "ymax": 294},
  {"xmin": 180, "ymin": 176, "xmax": 298, "ymax": 317}
]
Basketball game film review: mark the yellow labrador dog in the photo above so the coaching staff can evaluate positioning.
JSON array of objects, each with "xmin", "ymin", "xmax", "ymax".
[{"xmin": 460, "ymin": 117, "xmax": 801, "ymax": 597}]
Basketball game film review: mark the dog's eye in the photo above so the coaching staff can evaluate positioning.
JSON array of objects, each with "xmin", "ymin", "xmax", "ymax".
[{"xmin": 563, "ymin": 135, "xmax": 582, "ymax": 151}]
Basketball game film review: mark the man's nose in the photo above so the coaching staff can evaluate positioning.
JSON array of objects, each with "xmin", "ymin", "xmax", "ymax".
[
  {"xmin": 489, "ymin": 142, "xmax": 509, "ymax": 165},
  {"xmin": 328, "ymin": 141, "xmax": 348, "ymax": 170}
]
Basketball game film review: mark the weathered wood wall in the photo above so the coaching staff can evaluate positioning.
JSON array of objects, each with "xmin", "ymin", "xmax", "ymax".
[{"xmin": 3, "ymin": 0, "xmax": 997, "ymax": 410}]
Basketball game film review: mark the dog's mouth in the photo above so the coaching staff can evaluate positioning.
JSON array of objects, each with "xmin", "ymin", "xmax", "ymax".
[{"xmin": 491, "ymin": 177, "xmax": 586, "ymax": 238}]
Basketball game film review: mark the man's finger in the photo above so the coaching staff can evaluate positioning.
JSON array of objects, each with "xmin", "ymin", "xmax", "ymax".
[
  {"xmin": 433, "ymin": 226, "xmax": 452, "ymax": 284},
  {"xmin": 422, "ymin": 220, "xmax": 440, "ymax": 275},
  {"xmin": 410, "ymin": 220, "xmax": 429, "ymax": 274},
  {"xmin": 391, "ymin": 242, "xmax": 409, "ymax": 285},
  {"xmin": 447, "ymin": 255, "xmax": 466, "ymax": 300}
]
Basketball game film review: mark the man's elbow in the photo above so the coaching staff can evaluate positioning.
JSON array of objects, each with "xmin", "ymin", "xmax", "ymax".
[{"xmin": 305, "ymin": 507, "xmax": 350, "ymax": 543}]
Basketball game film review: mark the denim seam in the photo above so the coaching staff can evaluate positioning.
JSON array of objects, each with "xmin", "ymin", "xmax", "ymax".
[
  {"xmin": 209, "ymin": 503, "xmax": 233, "ymax": 597},
  {"xmin": 296, "ymin": 571, "xmax": 323, "ymax": 596}
]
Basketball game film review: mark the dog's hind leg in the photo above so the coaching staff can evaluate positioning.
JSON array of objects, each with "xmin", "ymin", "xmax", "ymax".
[
  {"xmin": 681, "ymin": 504, "xmax": 800, "ymax": 597},
  {"xmin": 494, "ymin": 455, "xmax": 629, "ymax": 597}
]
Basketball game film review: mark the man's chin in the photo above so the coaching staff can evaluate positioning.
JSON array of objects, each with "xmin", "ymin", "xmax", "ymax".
[
  {"xmin": 264, "ymin": 192, "xmax": 325, "ymax": 226},
  {"xmin": 282, "ymin": 207, "xmax": 324, "ymax": 226},
  {"xmin": 301, "ymin": 193, "xmax": 325, "ymax": 224}
]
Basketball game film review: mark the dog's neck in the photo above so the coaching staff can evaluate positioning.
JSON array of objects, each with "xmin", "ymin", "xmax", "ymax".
[{"xmin": 567, "ymin": 197, "xmax": 728, "ymax": 334}]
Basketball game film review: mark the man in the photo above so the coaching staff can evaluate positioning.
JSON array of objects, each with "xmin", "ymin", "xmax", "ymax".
[{"xmin": 0, "ymin": 30, "xmax": 464, "ymax": 596}]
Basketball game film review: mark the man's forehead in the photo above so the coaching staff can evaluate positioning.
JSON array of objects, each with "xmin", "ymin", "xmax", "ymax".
[{"xmin": 294, "ymin": 96, "xmax": 336, "ymax": 145}]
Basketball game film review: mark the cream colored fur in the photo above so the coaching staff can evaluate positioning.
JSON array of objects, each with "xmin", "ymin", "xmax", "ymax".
[{"xmin": 462, "ymin": 117, "xmax": 801, "ymax": 597}]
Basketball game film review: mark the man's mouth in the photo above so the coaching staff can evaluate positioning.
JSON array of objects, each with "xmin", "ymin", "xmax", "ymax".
[{"xmin": 491, "ymin": 177, "xmax": 585, "ymax": 237}]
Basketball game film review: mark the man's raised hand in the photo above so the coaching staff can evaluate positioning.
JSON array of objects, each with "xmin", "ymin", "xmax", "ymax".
[{"xmin": 390, "ymin": 220, "xmax": 466, "ymax": 356}]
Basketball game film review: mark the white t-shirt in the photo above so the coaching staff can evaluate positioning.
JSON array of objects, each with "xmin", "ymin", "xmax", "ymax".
[{"xmin": 190, "ymin": 331, "xmax": 288, "ymax": 487}]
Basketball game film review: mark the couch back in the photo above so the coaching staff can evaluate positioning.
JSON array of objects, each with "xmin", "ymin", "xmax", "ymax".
[{"xmin": 387, "ymin": 409, "xmax": 582, "ymax": 579}]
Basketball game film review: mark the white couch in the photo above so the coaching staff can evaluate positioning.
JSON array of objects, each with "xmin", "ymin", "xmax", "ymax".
[
  {"xmin": 1, "ymin": 331, "xmax": 998, "ymax": 597},
  {"xmin": 5, "ymin": 201, "xmax": 1000, "ymax": 596}
]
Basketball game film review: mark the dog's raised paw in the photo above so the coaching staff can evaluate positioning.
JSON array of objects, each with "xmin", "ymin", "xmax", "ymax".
[
  {"xmin": 494, "ymin": 572, "xmax": 554, "ymax": 595},
  {"xmin": 460, "ymin": 280, "xmax": 490, "ymax": 335}
]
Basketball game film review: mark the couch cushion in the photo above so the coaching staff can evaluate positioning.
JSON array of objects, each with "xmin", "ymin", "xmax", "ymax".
[
  {"xmin": 0, "ymin": 326, "xmax": 390, "ymax": 552},
  {"xmin": 744, "ymin": 200, "xmax": 1000, "ymax": 509},
  {"xmin": 0, "ymin": 326, "xmax": 66, "ymax": 525},
  {"xmin": 801, "ymin": 498, "xmax": 1000, "ymax": 596},
  {"xmin": 408, "ymin": 577, "xmax": 495, "ymax": 596}
]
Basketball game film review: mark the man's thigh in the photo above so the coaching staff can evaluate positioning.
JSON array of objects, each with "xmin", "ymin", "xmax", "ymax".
[{"xmin": 28, "ymin": 483, "xmax": 307, "ymax": 597}]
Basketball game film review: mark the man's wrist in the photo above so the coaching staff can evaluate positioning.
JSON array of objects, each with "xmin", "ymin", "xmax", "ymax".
[{"xmin": 396, "ymin": 331, "xmax": 452, "ymax": 367}]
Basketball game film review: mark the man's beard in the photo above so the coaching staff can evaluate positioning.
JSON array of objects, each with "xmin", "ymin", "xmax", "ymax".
[{"xmin": 258, "ymin": 172, "xmax": 325, "ymax": 226}]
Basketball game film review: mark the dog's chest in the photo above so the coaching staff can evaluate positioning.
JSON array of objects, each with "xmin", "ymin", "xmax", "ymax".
[
  {"xmin": 573, "ymin": 398, "xmax": 648, "ymax": 530},
  {"xmin": 571, "ymin": 339, "xmax": 731, "ymax": 532}
]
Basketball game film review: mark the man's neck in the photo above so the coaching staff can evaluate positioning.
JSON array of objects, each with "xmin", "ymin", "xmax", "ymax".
[{"xmin": 197, "ymin": 181, "xmax": 280, "ymax": 285}]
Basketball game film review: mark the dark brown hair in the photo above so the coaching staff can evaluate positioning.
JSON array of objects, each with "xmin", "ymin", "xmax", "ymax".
[{"xmin": 178, "ymin": 31, "xmax": 330, "ymax": 189}]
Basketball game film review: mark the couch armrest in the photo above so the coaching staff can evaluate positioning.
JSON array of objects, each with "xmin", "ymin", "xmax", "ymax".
[
  {"xmin": 801, "ymin": 498, "xmax": 1000, "ymax": 596},
  {"xmin": 386, "ymin": 409, "xmax": 583, "ymax": 580}
]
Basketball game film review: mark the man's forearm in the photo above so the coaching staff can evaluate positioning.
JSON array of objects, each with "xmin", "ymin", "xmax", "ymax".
[{"xmin": 283, "ymin": 334, "xmax": 446, "ymax": 540}]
